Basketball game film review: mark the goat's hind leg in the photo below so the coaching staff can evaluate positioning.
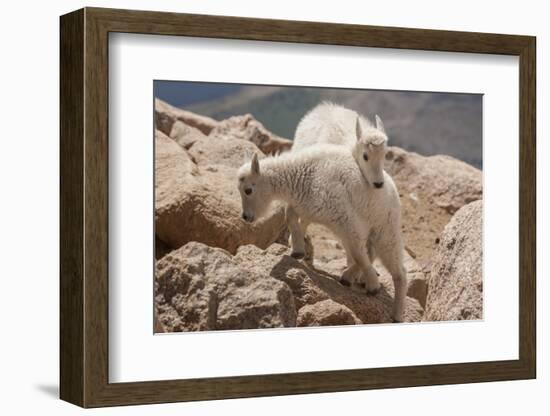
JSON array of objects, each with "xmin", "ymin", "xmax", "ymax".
[
  {"xmin": 286, "ymin": 206, "xmax": 307, "ymax": 259},
  {"xmin": 300, "ymin": 218, "xmax": 314, "ymax": 263}
]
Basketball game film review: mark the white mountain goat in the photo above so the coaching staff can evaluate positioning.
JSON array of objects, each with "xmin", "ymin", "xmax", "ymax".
[
  {"xmin": 237, "ymin": 146, "xmax": 407, "ymax": 322},
  {"xmin": 294, "ymin": 102, "xmax": 388, "ymax": 188},
  {"xmin": 289, "ymin": 102, "xmax": 391, "ymax": 262}
]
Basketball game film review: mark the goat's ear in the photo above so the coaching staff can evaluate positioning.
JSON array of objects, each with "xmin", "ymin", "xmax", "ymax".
[
  {"xmin": 375, "ymin": 114, "xmax": 386, "ymax": 134},
  {"xmin": 251, "ymin": 153, "xmax": 260, "ymax": 175},
  {"xmin": 355, "ymin": 117, "xmax": 362, "ymax": 141}
]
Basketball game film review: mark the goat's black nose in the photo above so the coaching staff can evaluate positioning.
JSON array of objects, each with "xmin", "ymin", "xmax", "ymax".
[
  {"xmin": 374, "ymin": 182, "xmax": 384, "ymax": 189},
  {"xmin": 242, "ymin": 212, "xmax": 254, "ymax": 222}
]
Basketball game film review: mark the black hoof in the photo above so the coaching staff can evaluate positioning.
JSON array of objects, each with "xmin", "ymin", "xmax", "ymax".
[
  {"xmin": 366, "ymin": 287, "xmax": 380, "ymax": 296},
  {"xmin": 340, "ymin": 279, "xmax": 351, "ymax": 287},
  {"xmin": 391, "ymin": 318, "xmax": 402, "ymax": 323},
  {"xmin": 291, "ymin": 251, "xmax": 305, "ymax": 259}
]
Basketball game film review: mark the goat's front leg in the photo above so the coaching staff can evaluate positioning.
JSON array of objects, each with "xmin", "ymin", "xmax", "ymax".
[
  {"xmin": 375, "ymin": 238, "xmax": 408, "ymax": 323},
  {"xmin": 340, "ymin": 263, "xmax": 361, "ymax": 287},
  {"xmin": 286, "ymin": 206, "xmax": 307, "ymax": 259},
  {"xmin": 340, "ymin": 248, "xmax": 360, "ymax": 287},
  {"xmin": 344, "ymin": 250, "xmax": 378, "ymax": 289},
  {"xmin": 341, "ymin": 232, "xmax": 380, "ymax": 294}
]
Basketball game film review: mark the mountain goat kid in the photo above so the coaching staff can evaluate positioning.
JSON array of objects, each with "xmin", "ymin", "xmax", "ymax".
[
  {"xmin": 289, "ymin": 102, "xmax": 391, "ymax": 262},
  {"xmin": 237, "ymin": 146, "xmax": 407, "ymax": 322},
  {"xmin": 294, "ymin": 102, "xmax": 388, "ymax": 188}
]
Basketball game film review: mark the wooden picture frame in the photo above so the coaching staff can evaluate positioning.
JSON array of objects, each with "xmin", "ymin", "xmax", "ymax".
[{"xmin": 60, "ymin": 7, "xmax": 536, "ymax": 408}]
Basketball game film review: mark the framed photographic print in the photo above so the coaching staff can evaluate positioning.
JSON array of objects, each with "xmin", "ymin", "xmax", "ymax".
[{"xmin": 60, "ymin": 7, "xmax": 536, "ymax": 408}]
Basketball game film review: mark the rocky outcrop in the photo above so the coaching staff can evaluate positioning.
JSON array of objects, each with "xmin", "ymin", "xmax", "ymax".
[
  {"xmin": 155, "ymin": 99, "xmax": 292, "ymax": 155},
  {"xmin": 186, "ymin": 129, "xmax": 262, "ymax": 169},
  {"xmin": 169, "ymin": 120, "xmax": 207, "ymax": 150},
  {"xmin": 154, "ymin": 311, "xmax": 165, "ymax": 333},
  {"xmin": 424, "ymin": 200, "xmax": 483, "ymax": 321},
  {"xmin": 156, "ymin": 242, "xmax": 296, "ymax": 331},
  {"xmin": 155, "ymin": 129, "xmax": 286, "ymax": 254},
  {"xmin": 155, "ymin": 98, "xmax": 218, "ymax": 136},
  {"xmin": 384, "ymin": 146, "xmax": 482, "ymax": 267},
  {"xmin": 209, "ymin": 114, "xmax": 293, "ymax": 155},
  {"xmin": 404, "ymin": 253, "xmax": 429, "ymax": 309},
  {"xmin": 385, "ymin": 147, "xmax": 482, "ymax": 214},
  {"xmin": 297, "ymin": 300, "xmax": 361, "ymax": 326},
  {"xmin": 156, "ymin": 241, "xmax": 423, "ymax": 332},
  {"xmin": 155, "ymin": 235, "xmax": 172, "ymax": 260}
]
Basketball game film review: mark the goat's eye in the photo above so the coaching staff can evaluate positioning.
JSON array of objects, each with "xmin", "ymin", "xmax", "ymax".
[
  {"xmin": 363, "ymin": 153, "xmax": 369, "ymax": 161},
  {"xmin": 245, "ymin": 188, "xmax": 252, "ymax": 195}
]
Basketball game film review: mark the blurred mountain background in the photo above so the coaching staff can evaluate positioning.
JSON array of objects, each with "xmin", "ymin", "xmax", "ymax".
[{"xmin": 154, "ymin": 81, "xmax": 482, "ymax": 168}]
